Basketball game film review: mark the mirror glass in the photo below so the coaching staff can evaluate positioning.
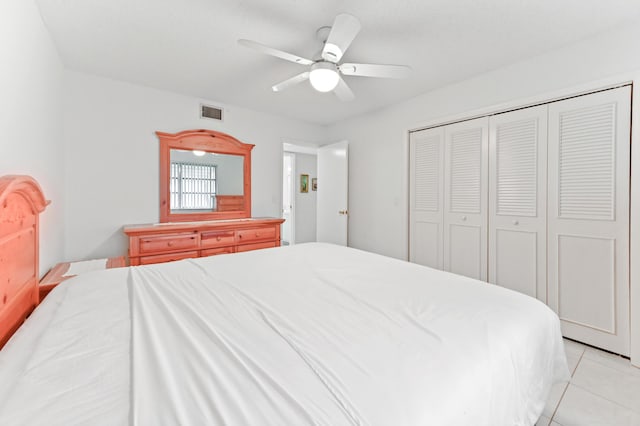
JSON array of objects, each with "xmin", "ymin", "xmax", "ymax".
[{"xmin": 169, "ymin": 148, "xmax": 245, "ymax": 213}]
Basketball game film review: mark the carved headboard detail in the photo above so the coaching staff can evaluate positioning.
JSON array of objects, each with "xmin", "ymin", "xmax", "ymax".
[{"xmin": 0, "ymin": 175, "xmax": 49, "ymax": 349}]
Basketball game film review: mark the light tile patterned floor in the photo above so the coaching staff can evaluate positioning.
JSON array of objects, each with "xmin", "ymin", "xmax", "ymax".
[{"xmin": 535, "ymin": 339, "xmax": 640, "ymax": 426}]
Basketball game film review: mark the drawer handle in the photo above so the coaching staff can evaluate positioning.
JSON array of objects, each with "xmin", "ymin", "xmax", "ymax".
[
  {"xmin": 513, "ymin": 220, "xmax": 519, "ymax": 225},
  {"xmin": 255, "ymin": 233, "xmax": 260, "ymax": 237},
  {"xmin": 168, "ymin": 241, "xmax": 174, "ymax": 247},
  {"xmin": 216, "ymin": 236, "xmax": 222, "ymax": 241}
]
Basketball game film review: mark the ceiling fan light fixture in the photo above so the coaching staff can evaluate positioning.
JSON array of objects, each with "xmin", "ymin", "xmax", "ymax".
[
  {"xmin": 238, "ymin": 13, "xmax": 410, "ymax": 101},
  {"xmin": 309, "ymin": 62, "xmax": 339, "ymax": 92}
]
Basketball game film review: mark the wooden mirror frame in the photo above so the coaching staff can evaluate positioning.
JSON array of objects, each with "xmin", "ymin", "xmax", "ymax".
[{"xmin": 158, "ymin": 129, "xmax": 254, "ymax": 222}]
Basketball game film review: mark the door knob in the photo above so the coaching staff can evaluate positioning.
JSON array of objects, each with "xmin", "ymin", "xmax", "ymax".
[{"xmin": 338, "ymin": 210, "xmax": 348, "ymax": 215}]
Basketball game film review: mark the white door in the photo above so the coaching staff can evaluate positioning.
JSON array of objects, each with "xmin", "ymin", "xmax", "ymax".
[
  {"xmin": 548, "ymin": 86, "xmax": 631, "ymax": 355},
  {"xmin": 409, "ymin": 127, "xmax": 444, "ymax": 269},
  {"xmin": 489, "ymin": 105, "xmax": 547, "ymax": 301},
  {"xmin": 317, "ymin": 141, "xmax": 349, "ymax": 245},
  {"xmin": 444, "ymin": 117, "xmax": 489, "ymax": 281}
]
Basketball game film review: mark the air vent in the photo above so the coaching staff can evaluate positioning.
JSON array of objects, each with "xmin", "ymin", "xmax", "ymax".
[{"xmin": 200, "ymin": 104, "xmax": 223, "ymax": 121}]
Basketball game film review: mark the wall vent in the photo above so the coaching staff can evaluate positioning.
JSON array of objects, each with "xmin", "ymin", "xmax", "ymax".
[{"xmin": 200, "ymin": 104, "xmax": 223, "ymax": 121}]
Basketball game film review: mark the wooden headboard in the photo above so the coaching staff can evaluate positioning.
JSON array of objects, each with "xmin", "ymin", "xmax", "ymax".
[{"xmin": 0, "ymin": 175, "xmax": 48, "ymax": 349}]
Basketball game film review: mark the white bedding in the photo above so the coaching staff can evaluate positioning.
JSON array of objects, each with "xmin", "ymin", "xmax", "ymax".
[{"xmin": 0, "ymin": 243, "xmax": 569, "ymax": 425}]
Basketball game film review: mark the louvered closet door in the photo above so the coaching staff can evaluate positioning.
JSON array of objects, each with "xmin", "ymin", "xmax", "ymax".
[
  {"xmin": 548, "ymin": 86, "xmax": 631, "ymax": 355},
  {"xmin": 444, "ymin": 117, "xmax": 489, "ymax": 281},
  {"xmin": 409, "ymin": 127, "xmax": 444, "ymax": 269},
  {"xmin": 489, "ymin": 106, "xmax": 547, "ymax": 302}
]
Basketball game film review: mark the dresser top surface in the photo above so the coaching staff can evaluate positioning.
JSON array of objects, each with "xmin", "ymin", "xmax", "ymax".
[{"xmin": 124, "ymin": 217, "xmax": 284, "ymax": 234}]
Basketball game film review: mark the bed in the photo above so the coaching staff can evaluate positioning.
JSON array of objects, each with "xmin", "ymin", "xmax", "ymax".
[{"xmin": 0, "ymin": 175, "xmax": 569, "ymax": 425}]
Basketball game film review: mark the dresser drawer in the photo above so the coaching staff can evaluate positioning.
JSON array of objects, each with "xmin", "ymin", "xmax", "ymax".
[
  {"xmin": 201, "ymin": 247, "xmax": 235, "ymax": 257},
  {"xmin": 237, "ymin": 241, "xmax": 277, "ymax": 252},
  {"xmin": 139, "ymin": 234, "xmax": 198, "ymax": 254},
  {"xmin": 201, "ymin": 231, "xmax": 235, "ymax": 249},
  {"xmin": 236, "ymin": 227, "xmax": 277, "ymax": 244},
  {"xmin": 138, "ymin": 251, "xmax": 199, "ymax": 265}
]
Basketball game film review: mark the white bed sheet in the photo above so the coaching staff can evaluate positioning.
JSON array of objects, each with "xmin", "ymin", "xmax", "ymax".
[{"xmin": 0, "ymin": 243, "xmax": 569, "ymax": 425}]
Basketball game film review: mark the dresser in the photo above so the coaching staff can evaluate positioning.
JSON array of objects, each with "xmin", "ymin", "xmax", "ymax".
[{"xmin": 124, "ymin": 218, "xmax": 285, "ymax": 266}]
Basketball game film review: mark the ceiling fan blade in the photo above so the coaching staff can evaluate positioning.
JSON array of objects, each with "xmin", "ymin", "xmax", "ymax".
[
  {"xmin": 322, "ymin": 13, "xmax": 361, "ymax": 62},
  {"xmin": 238, "ymin": 39, "xmax": 313, "ymax": 65},
  {"xmin": 334, "ymin": 77, "xmax": 355, "ymax": 102},
  {"xmin": 340, "ymin": 63, "xmax": 411, "ymax": 79},
  {"xmin": 272, "ymin": 72, "xmax": 310, "ymax": 92}
]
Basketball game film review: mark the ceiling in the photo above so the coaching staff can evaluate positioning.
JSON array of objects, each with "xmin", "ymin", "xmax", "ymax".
[{"xmin": 36, "ymin": 0, "xmax": 640, "ymax": 125}]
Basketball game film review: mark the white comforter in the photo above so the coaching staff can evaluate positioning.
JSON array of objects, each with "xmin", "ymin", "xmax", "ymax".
[{"xmin": 0, "ymin": 243, "xmax": 569, "ymax": 425}]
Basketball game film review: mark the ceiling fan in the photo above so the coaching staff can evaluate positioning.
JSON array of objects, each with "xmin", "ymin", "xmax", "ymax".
[{"xmin": 238, "ymin": 13, "xmax": 411, "ymax": 101}]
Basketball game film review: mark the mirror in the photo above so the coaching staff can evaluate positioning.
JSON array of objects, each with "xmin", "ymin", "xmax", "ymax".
[
  {"xmin": 169, "ymin": 149, "xmax": 244, "ymax": 213},
  {"xmin": 158, "ymin": 129, "xmax": 254, "ymax": 222}
]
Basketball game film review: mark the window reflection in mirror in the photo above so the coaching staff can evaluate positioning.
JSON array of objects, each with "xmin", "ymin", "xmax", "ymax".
[{"xmin": 169, "ymin": 149, "xmax": 244, "ymax": 213}]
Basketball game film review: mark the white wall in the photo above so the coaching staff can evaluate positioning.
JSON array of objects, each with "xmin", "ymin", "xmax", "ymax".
[
  {"xmin": 0, "ymin": 0, "xmax": 65, "ymax": 275},
  {"xmin": 294, "ymin": 153, "xmax": 317, "ymax": 243},
  {"xmin": 63, "ymin": 71, "xmax": 327, "ymax": 260},
  {"xmin": 328, "ymin": 21, "xmax": 640, "ymax": 261}
]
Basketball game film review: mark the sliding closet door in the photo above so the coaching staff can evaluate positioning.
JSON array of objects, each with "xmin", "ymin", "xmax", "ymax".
[
  {"xmin": 409, "ymin": 127, "xmax": 444, "ymax": 269},
  {"xmin": 488, "ymin": 106, "xmax": 547, "ymax": 301},
  {"xmin": 548, "ymin": 86, "xmax": 631, "ymax": 355},
  {"xmin": 444, "ymin": 117, "xmax": 489, "ymax": 281}
]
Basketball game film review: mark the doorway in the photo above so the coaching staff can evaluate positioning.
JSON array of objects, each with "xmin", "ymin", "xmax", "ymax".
[
  {"xmin": 282, "ymin": 141, "xmax": 349, "ymax": 246},
  {"xmin": 282, "ymin": 143, "xmax": 319, "ymax": 244},
  {"xmin": 282, "ymin": 152, "xmax": 295, "ymax": 245}
]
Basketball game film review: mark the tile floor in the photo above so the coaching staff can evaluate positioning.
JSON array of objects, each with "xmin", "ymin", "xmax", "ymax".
[{"xmin": 535, "ymin": 339, "xmax": 640, "ymax": 426}]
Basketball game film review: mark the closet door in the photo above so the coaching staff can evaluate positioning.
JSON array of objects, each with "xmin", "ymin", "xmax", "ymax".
[
  {"xmin": 409, "ymin": 127, "xmax": 444, "ymax": 269},
  {"xmin": 488, "ymin": 106, "xmax": 547, "ymax": 301},
  {"xmin": 444, "ymin": 117, "xmax": 489, "ymax": 281},
  {"xmin": 548, "ymin": 86, "xmax": 631, "ymax": 355}
]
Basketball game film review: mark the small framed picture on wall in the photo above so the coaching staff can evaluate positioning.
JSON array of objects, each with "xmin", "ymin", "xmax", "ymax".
[
  {"xmin": 312, "ymin": 178, "xmax": 317, "ymax": 191},
  {"xmin": 300, "ymin": 174, "xmax": 309, "ymax": 193}
]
